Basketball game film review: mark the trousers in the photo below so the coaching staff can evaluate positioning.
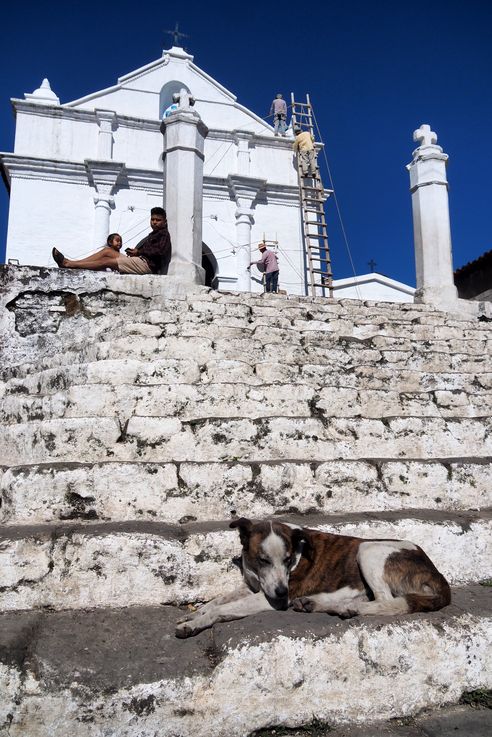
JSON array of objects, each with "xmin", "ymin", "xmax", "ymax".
[
  {"xmin": 265, "ymin": 270, "xmax": 279, "ymax": 293},
  {"xmin": 299, "ymin": 150, "xmax": 317, "ymax": 176}
]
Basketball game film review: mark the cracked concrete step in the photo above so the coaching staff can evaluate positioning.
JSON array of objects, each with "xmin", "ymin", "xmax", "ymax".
[
  {"xmin": 2, "ymin": 358, "xmax": 492, "ymax": 392},
  {"xmin": 3, "ymin": 338, "xmax": 490, "ymax": 377},
  {"xmin": 2, "ymin": 382, "xmax": 492, "ymax": 424},
  {"xmin": 0, "ymin": 511, "xmax": 489, "ymax": 611},
  {"xmin": 1, "ymin": 459, "xmax": 490, "ymax": 526},
  {"xmin": 0, "ymin": 584, "xmax": 490, "ymax": 737},
  {"xmin": 1, "ymin": 415, "xmax": 491, "ymax": 466}
]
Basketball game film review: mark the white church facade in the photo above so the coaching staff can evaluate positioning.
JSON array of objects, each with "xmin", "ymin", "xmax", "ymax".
[{"xmin": 1, "ymin": 46, "xmax": 308, "ymax": 294}]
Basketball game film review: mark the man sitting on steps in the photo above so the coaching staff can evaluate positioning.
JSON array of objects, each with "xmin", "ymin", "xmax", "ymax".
[{"xmin": 52, "ymin": 207, "xmax": 172, "ymax": 275}]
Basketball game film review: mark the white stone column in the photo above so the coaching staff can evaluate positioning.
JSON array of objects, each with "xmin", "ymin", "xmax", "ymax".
[
  {"xmin": 235, "ymin": 210, "xmax": 254, "ymax": 291},
  {"xmin": 161, "ymin": 109, "xmax": 209, "ymax": 284},
  {"xmin": 229, "ymin": 175, "xmax": 266, "ymax": 292},
  {"xmin": 85, "ymin": 160, "xmax": 125, "ymax": 248},
  {"xmin": 407, "ymin": 124, "xmax": 458, "ymax": 309},
  {"xmin": 96, "ymin": 110, "xmax": 117, "ymax": 159},
  {"xmin": 93, "ymin": 197, "xmax": 113, "ymax": 248}
]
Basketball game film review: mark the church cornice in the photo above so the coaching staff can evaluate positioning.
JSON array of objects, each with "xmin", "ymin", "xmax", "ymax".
[
  {"xmin": 11, "ymin": 101, "xmax": 297, "ymax": 146},
  {"xmin": 0, "ymin": 154, "xmax": 301, "ymax": 205},
  {"xmin": 0, "ymin": 154, "xmax": 89, "ymax": 186}
]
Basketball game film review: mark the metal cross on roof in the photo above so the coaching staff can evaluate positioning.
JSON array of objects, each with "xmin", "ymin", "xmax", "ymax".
[
  {"xmin": 368, "ymin": 259, "xmax": 377, "ymax": 272},
  {"xmin": 164, "ymin": 22, "xmax": 189, "ymax": 47}
]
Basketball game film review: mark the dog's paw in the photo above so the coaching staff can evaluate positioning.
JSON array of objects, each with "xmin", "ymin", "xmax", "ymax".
[
  {"xmin": 338, "ymin": 607, "xmax": 358, "ymax": 620},
  {"xmin": 175, "ymin": 621, "xmax": 198, "ymax": 639},
  {"xmin": 292, "ymin": 596, "xmax": 315, "ymax": 613}
]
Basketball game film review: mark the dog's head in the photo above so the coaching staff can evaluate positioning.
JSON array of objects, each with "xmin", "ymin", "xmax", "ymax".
[{"xmin": 230, "ymin": 517, "xmax": 311, "ymax": 611}]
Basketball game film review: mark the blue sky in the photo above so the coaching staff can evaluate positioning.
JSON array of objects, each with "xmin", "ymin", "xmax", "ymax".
[{"xmin": 1, "ymin": 0, "xmax": 491, "ymax": 285}]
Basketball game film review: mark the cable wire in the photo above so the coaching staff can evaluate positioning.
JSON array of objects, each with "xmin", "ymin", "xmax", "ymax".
[{"xmin": 311, "ymin": 107, "xmax": 362, "ymax": 301}]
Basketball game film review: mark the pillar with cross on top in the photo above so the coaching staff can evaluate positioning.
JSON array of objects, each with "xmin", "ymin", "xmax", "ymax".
[{"xmin": 407, "ymin": 123, "xmax": 458, "ymax": 310}]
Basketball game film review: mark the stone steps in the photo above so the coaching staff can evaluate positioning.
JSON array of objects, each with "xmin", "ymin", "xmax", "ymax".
[
  {"xmin": 3, "ymin": 359, "xmax": 492, "ymax": 395},
  {"xmin": 1, "ymin": 414, "xmax": 491, "ymax": 466},
  {"xmin": 1, "ymin": 459, "xmax": 490, "ymax": 525},
  {"xmin": 0, "ymin": 511, "xmax": 489, "ymax": 611},
  {"xmin": 2, "ymin": 382, "xmax": 492, "ymax": 424},
  {"xmin": 1, "ymin": 269, "xmax": 491, "ymax": 733},
  {"xmin": 0, "ymin": 583, "xmax": 490, "ymax": 737}
]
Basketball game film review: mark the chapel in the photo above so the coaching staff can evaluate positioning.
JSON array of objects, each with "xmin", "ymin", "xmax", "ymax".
[{"xmin": 0, "ymin": 45, "xmax": 306, "ymax": 293}]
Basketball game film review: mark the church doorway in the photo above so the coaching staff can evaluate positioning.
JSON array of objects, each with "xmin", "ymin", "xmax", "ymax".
[{"xmin": 202, "ymin": 244, "xmax": 218, "ymax": 289}]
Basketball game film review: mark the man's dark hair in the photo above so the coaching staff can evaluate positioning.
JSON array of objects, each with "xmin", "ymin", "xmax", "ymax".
[{"xmin": 151, "ymin": 207, "xmax": 166, "ymax": 218}]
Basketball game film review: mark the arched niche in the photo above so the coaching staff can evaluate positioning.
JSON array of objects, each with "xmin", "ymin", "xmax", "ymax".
[
  {"xmin": 159, "ymin": 81, "xmax": 191, "ymax": 118},
  {"xmin": 202, "ymin": 243, "xmax": 218, "ymax": 289}
]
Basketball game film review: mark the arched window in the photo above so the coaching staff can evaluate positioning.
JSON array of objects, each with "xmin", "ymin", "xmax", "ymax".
[{"xmin": 159, "ymin": 81, "xmax": 191, "ymax": 119}]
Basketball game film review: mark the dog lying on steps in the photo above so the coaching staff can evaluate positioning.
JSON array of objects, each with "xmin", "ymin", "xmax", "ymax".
[{"xmin": 175, "ymin": 517, "xmax": 451, "ymax": 638}]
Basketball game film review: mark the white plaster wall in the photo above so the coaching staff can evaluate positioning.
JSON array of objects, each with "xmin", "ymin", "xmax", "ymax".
[
  {"xmin": 252, "ymin": 143, "xmax": 298, "ymax": 187},
  {"xmin": 6, "ymin": 178, "xmax": 94, "ymax": 265},
  {"xmin": 113, "ymin": 124, "xmax": 161, "ymax": 171},
  {"xmin": 203, "ymin": 139, "xmax": 238, "ymax": 179},
  {"xmin": 332, "ymin": 276, "xmax": 415, "ymax": 303},
  {"xmin": 14, "ymin": 108, "xmax": 97, "ymax": 161}
]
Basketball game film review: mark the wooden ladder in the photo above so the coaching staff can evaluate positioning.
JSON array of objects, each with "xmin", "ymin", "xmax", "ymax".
[{"xmin": 290, "ymin": 93, "xmax": 333, "ymax": 297}]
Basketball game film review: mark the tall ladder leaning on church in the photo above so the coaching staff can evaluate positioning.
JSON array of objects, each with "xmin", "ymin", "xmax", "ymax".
[{"xmin": 290, "ymin": 93, "xmax": 334, "ymax": 297}]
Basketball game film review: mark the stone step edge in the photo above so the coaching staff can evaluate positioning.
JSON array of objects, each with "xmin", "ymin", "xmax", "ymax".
[
  {"xmin": 2, "ymin": 456, "xmax": 491, "ymax": 471},
  {"xmin": 0, "ymin": 507, "xmax": 489, "ymax": 541},
  {"xmin": 0, "ymin": 584, "xmax": 490, "ymax": 737}
]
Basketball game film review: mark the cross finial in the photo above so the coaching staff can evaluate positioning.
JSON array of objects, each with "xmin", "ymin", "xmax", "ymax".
[
  {"xmin": 413, "ymin": 124, "xmax": 437, "ymax": 148},
  {"xmin": 164, "ymin": 21, "xmax": 189, "ymax": 47},
  {"xmin": 368, "ymin": 259, "xmax": 377, "ymax": 272}
]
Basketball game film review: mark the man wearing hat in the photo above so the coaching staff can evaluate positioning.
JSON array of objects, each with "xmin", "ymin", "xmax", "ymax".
[{"xmin": 249, "ymin": 242, "xmax": 280, "ymax": 293}]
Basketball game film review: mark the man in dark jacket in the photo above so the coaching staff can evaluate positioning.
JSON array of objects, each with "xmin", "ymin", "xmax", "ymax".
[{"xmin": 52, "ymin": 207, "xmax": 172, "ymax": 275}]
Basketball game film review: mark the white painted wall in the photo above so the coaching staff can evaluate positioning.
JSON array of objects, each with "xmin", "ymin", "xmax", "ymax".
[{"xmin": 332, "ymin": 273, "xmax": 415, "ymax": 303}]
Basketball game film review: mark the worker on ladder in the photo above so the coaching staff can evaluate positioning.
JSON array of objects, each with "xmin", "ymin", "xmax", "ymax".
[{"xmin": 293, "ymin": 127, "xmax": 317, "ymax": 177}]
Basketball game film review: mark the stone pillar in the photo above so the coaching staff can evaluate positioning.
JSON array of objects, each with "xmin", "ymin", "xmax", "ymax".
[
  {"xmin": 85, "ymin": 160, "xmax": 125, "ymax": 248},
  {"xmin": 229, "ymin": 175, "xmax": 266, "ymax": 292},
  {"xmin": 93, "ymin": 197, "xmax": 113, "ymax": 248},
  {"xmin": 234, "ymin": 131, "xmax": 254, "ymax": 176},
  {"xmin": 96, "ymin": 110, "xmax": 117, "ymax": 159},
  {"xmin": 161, "ymin": 109, "xmax": 209, "ymax": 284},
  {"xmin": 407, "ymin": 124, "xmax": 458, "ymax": 309}
]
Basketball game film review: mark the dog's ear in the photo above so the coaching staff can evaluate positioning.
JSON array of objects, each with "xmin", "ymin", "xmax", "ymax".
[
  {"xmin": 230, "ymin": 517, "xmax": 253, "ymax": 548},
  {"xmin": 291, "ymin": 527, "xmax": 313, "ymax": 561}
]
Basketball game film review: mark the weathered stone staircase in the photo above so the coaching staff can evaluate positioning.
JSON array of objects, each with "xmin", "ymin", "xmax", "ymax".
[{"xmin": 0, "ymin": 266, "xmax": 490, "ymax": 737}]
